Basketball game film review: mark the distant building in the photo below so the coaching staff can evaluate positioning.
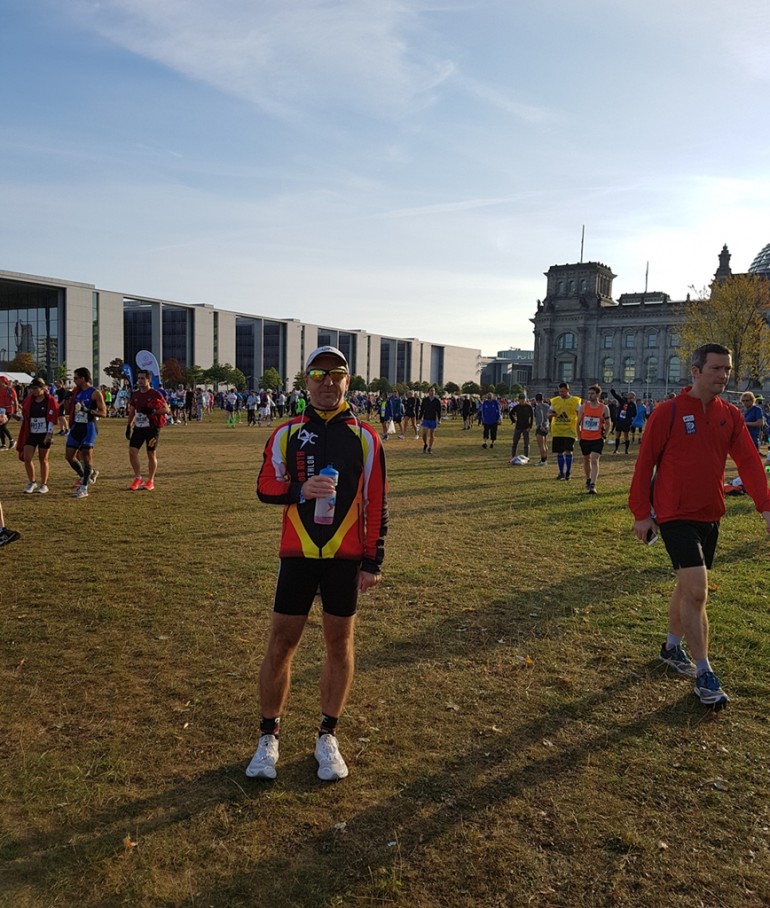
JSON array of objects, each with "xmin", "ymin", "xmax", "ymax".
[
  {"xmin": 530, "ymin": 259, "xmax": 695, "ymax": 400},
  {"xmin": 480, "ymin": 348, "xmax": 534, "ymax": 391},
  {"xmin": 530, "ymin": 244, "xmax": 770, "ymax": 400},
  {"xmin": 0, "ymin": 268, "xmax": 481, "ymax": 387}
]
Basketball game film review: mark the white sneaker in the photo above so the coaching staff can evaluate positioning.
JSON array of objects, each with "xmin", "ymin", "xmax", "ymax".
[
  {"xmin": 245, "ymin": 734, "xmax": 279, "ymax": 779},
  {"xmin": 36, "ymin": 484, "xmax": 49, "ymax": 494},
  {"xmin": 315, "ymin": 733, "xmax": 349, "ymax": 781},
  {"xmin": 73, "ymin": 485, "xmax": 89, "ymax": 499},
  {"xmin": 23, "ymin": 482, "xmax": 38, "ymax": 494},
  {"xmin": 88, "ymin": 469, "xmax": 100, "ymax": 485}
]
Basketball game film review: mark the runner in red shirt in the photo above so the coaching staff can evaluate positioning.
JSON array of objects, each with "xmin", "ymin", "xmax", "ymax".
[
  {"xmin": 629, "ymin": 343, "xmax": 770, "ymax": 709},
  {"xmin": 126, "ymin": 370, "xmax": 170, "ymax": 491}
]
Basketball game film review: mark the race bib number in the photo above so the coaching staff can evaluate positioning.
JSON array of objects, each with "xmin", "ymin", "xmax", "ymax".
[
  {"xmin": 30, "ymin": 417, "xmax": 47, "ymax": 433},
  {"xmin": 583, "ymin": 416, "xmax": 600, "ymax": 431},
  {"xmin": 134, "ymin": 412, "xmax": 150, "ymax": 428},
  {"xmin": 74, "ymin": 409, "xmax": 89, "ymax": 424}
]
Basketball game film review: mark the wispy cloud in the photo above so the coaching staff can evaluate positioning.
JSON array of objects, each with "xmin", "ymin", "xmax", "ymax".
[
  {"xmin": 68, "ymin": 0, "xmax": 456, "ymax": 119},
  {"xmin": 453, "ymin": 72, "xmax": 553, "ymax": 123}
]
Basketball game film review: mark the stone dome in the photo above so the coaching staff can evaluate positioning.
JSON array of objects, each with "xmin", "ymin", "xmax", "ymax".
[{"xmin": 748, "ymin": 243, "xmax": 770, "ymax": 275}]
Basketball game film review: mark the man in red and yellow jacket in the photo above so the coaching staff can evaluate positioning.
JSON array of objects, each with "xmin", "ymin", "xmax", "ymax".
[
  {"xmin": 247, "ymin": 346, "xmax": 387, "ymax": 783},
  {"xmin": 630, "ymin": 343, "xmax": 770, "ymax": 709}
]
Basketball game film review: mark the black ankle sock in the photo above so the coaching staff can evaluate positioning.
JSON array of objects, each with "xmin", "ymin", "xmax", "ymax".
[
  {"xmin": 260, "ymin": 716, "xmax": 281, "ymax": 737},
  {"xmin": 319, "ymin": 713, "xmax": 338, "ymax": 737}
]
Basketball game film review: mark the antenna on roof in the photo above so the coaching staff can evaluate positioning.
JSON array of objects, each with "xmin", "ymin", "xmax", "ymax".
[
  {"xmin": 644, "ymin": 261, "xmax": 649, "ymax": 294},
  {"xmin": 580, "ymin": 225, "xmax": 585, "ymax": 263}
]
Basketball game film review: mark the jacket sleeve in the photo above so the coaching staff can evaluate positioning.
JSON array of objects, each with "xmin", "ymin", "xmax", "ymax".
[
  {"xmin": 256, "ymin": 424, "xmax": 304, "ymax": 505},
  {"xmin": 360, "ymin": 426, "xmax": 388, "ymax": 573},
  {"xmin": 628, "ymin": 403, "xmax": 671, "ymax": 520},
  {"xmin": 47, "ymin": 395, "xmax": 59, "ymax": 429},
  {"xmin": 16, "ymin": 396, "xmax": 30, "ymax": 457},
  {"xmin": 728, "ymin": 409, "xmax": 770, "ymax": 514}
]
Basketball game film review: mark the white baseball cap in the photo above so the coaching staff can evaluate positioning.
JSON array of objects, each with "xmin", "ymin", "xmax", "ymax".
[{"xmin": 305, "ymin": 345, "xmax": 348, "ymax": 370}]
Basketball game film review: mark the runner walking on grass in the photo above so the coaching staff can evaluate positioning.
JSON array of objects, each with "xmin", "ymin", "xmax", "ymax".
[
  {"xmin": 577, "ymin": 385, "xmax": 610, "ymax": 494},
  {"xmin": 17, "ymin": 377, "xmax": 58, "ymax": 494},
  {"xmin": 65, "ymin": 368, "xmax": 107, "ymax": 499},
  {"xmin": 127, "ymin": 370, "xmax": 171, "ymax": 491},
  {"xmin": 419, "ymin": 387, "xmax": 442, "ymax": 454},
  {"xmin": 629, "ymin": 343, "xmax": 770, "ymax": 709}
]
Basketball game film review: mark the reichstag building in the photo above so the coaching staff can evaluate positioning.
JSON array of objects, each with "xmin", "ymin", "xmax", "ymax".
[{"xmin": 530, "ymin": 243, "xmax": 770, "ymax": 400}]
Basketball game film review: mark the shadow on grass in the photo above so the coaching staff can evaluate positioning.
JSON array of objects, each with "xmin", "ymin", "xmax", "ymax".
[
  {"xmin": 180, "ymin": 670, "xmax": 697, "ymax": 906},
  {"xmin": 2, "ymin": 664, "xmax": 698, "ymax": 905},
  {"xmin": 285, "ymin": 564, "xmax": 675, "ymax": 683}
]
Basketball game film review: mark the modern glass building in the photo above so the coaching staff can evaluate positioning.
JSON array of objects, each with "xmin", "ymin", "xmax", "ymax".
[
  {"xmin": 0, "ymin": 268, "xmax": 482, "ymax": 388},
  {"xmin": 0, "ymin": 277, "xmax": 62, "ymax": 378}
]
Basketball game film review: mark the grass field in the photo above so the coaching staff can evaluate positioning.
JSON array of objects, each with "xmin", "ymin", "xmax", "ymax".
[{"xmin": 2, "ymin": 413, "xmax": 770, "ymax": 907}]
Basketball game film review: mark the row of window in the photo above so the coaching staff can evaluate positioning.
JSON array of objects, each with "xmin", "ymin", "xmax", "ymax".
[
  {"xmin": 554, "ymin": 276, "xmax": 611, "ymax": 297},
  {"xmin": 557, "ymin": 331, "xmax": 680, "ymax": 351},
  {"xmin": 557, "ymin": 356, "xmax": 682, "ymax": 385}
]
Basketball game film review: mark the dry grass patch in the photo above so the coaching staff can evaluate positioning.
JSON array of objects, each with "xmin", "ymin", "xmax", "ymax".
[{"xmin": 1, "ymin": 416, "xmax": 769, "ymax": 906}]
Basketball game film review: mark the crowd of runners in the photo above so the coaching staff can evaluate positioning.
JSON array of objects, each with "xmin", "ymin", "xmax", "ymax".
[{"xmin": 2, "ymin": 346, "xmax": 769, "ymax": 729}]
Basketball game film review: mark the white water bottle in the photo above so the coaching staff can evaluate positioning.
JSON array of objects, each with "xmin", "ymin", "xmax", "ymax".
[{"xmin": 314, "ymin": 465, "xmax": 339, "ymax": 525}]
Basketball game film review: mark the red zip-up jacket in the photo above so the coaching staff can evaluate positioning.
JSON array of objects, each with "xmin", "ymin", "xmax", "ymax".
[
  {"xmin": 257, "ymin": 405, "xmax": 388, "ymax": 572},
  {"xmin": 16, "ymin": 392, "xmax": 59, "ymax": 458},
  {"xmin": 629, "ymin": 387, "xmax": 770, "ymax": 524}
]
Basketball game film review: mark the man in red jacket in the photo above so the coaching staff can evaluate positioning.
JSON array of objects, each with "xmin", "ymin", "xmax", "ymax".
[{"xmin": 629, "ymin": 343, "xmax": 770, "ymax": 709}]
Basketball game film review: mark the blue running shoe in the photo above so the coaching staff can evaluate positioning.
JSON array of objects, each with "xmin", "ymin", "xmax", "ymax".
[
  {"xmin": 659, "ymin": 642, "xmax": 697, "ymax": 678},
  {"xmin": 693, "ymin": 671, "xmax": 729, "ymax": 709}
]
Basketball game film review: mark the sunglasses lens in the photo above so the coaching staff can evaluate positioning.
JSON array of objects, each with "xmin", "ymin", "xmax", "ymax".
[{"xmin": 308, "ymin": 369, "xmax": 348, "ymax": 383}]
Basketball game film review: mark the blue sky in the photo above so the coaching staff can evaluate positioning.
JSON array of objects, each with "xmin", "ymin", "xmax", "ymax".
[{"xmin": 2, "ymin": 0, "xmax": 769, "ymax": 356}]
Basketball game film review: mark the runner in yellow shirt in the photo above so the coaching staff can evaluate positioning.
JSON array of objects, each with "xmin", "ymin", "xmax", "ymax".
[{"xmin": 549, "ymin": 382, "xmax": 582, "ymax": 480}]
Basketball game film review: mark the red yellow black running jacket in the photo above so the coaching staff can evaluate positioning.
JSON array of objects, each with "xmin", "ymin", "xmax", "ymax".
[{"xmin": 257, "ymin": 405, "xmax": 388, "ymax": 571}]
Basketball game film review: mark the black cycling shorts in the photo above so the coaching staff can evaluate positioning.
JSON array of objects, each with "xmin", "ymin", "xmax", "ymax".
[{"xmin": 273, "ymin": 558, "xmax": 360, "ymax": 617}]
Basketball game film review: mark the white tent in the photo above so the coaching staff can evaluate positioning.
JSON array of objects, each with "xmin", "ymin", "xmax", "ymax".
[{"xmin": 0, "ymin": 372, "xmax": 35, "ymax": 383}]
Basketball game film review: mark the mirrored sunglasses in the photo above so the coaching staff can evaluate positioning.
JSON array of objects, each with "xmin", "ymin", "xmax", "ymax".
[{"xmin": 307, "ymin": 368, "xmax": 349, "ymax": 384}]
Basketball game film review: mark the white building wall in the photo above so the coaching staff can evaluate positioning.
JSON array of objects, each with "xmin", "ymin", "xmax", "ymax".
[
  {"xmin": 193, "ymin": 305, "xmax": 215, "ymax": 369},
  {"xmin": 65, "ymin": 285, "xmax": 95, "ymax": 373},
  {"xmin": 442, "ymin": 343, "xmax": 482, "ymax": 386},
  {"xmin": 217, "ymin": 311, "xmax": 237, "ymax": 367},
  {"xmin": 96, "ymin": 290, "xmax": 124, "ymax": 382},
  {"xmin": 367, "ymin": 334, "xmax": 382, "ymax": 383},
  {"xmin": 350, "ymin": 330, "xmax": 368, "ymax": 378},
  {"xmin": 284, "ymin": 319, "xmax": 304, "ymax": 380}
]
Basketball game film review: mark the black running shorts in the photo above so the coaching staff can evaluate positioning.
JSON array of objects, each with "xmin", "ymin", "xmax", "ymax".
[
  {"xmin": 551, "ymin": 436, "xmax": 575, "ymax": 454},
  {"xmin": 658, "ymin": 520, "xmax": 719, "ymax": 571},
  {"xmin": 579, "ymin": 439, "xmax": 604, "ymax": 456},
  {"xmin": 129, "ymin": 427, "xmax": 160, "ymax": 450}
]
